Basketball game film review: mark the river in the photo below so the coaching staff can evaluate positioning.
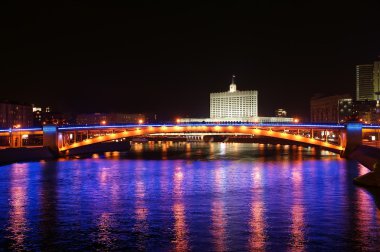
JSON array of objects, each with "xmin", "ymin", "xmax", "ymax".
[{"xmin": 0, "ymin": 142, "xmax": 379, "ymax": 251}]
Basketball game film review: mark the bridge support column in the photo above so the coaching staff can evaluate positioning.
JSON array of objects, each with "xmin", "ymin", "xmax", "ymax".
[
  {"xmin": 341, "ymin": 123, "xmax": 362, "ymax": 157},
  {"xmin": 43, "ymin": 125, "xmax": 60, "ymax": 157},
  {"xmin": 9, "ymin": 133, "xmax": 21, "ymax": 148},
  {"xmin": 340, "ymin": 123, "xmax": 380, "ymax": 187},
  {"xmin": 354, "ymin": 163, "xmax": 380, "ymax": 187}
]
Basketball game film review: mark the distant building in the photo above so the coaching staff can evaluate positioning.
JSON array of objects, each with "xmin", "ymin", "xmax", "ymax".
[
  {"xmin": 310, "ymin": 94, "xmax": 351, "ymax": 123},
  {"xmin": 181, "ymin": 75, "xmax": 293, "ymax": 123},
  {"xmin": 356, "ymin": 60, "xmax": 380, "ymax": 102},
  {"xmin": 33, "ymin": 105, "xmax": 73, "ymax": 126},
  {"xmin": 43, "ymin": 112, "xmax": 73, "ymax": 126},
  {"xmin": 76, "ymin": 113, "xmax": 146, "ymax": 125},
  {"xmin": 0, "ymin": 101, "xmax": 33, "ymax": 128},
  {"xmin": 315, "ymin": 96, "xmax": 379, "ymax": 124},
  {"xmin": 33, "ymin": 106, "xmax": 43, "ymax": 126},
  {"xmin": 356, "ymin": 64, "xmax": 374, "ymax": 101},
  {"xmin": 338, "ymin": 99, "xmax": 355, "ymax": 123},
  {"xmin": 353, "ymin": 100, "xmax": 378, "ymax": 123},
  {"xmin": 373, "ymin": 61, "xmax": 380, "ymax": 101},
  {"xmin": 179, "ymin": 117, "xmax": 294, "ymax": 123},
  {"xmin": 275, "ymin": 109, "xmax": 287, "ymax": 117},
  {"xmin": 210, "ymin": 75, "xmax": 258, "ymax": 119}
]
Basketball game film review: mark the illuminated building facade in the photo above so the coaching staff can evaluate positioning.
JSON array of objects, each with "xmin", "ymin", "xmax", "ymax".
[
  {"xmin": 338, "ymin": 99, "xmax": 354, "ymax": 123},
  {"xmin": 33, "ymin": 106, "xmax": 43, "ymax": 125},
  {"xmin": 33, "ymin": 106, "xmax": 73, "ymax": 126},
  {"xmin": 179, "ymin": 116, "xmax": 294, "ymax": 123},
  {"xmin": 0, "ymin": 101, "xmax": 33, "ymax": 128},
  {"xmin": 210, "ymin": 76, "xmax": 258, "ymax": 119},
  {"xmin": 356, "ymin": 64, "xmax": 374, "ymax": 101},
  {"xmin": 42, "ymin": 112, "xmax": 73, "ymax": 126},
  {"xmin": 329, "ymin": 98, "xmax": 379, "ymax": 124},
  {"xmin": 76, "ymin": 113, "xmax": 146, "ymax": 125},
  {"xmin": 275, "ymin": 108, "xmax": 287, "ymax": 117},
  {"xmin": 181, "ymin": 76, "xmax": 293, "ymax": 123},
  {"xmin": 353, "ymin": 100, "xmax": 378, "ymax": 123},
  {"xmin": 356, "ymin": 61, "xmax": 380, "ymax": 102},
  {"xmin": 310, "ymin": 94, "xmax": 351, "ymax": 123},
  {"xmin": 373, "ymin": 61, "xmax": 380, "ymax": 101}
]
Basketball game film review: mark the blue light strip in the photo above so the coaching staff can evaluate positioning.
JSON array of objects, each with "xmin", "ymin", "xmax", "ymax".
[
  {"xmin": 12, "ymin": 128, "xmax": 43, "ymax": 132},
  {"xmin": 363, "ymin": 125, "xmax": 380, "ymax": 129},
  {"xmin": 6, "ymin": 123, "xmax": 375, "ymax": 132},
  {"xmin": 58, "ymin": 123, "xmax": 346, "ymax": 131},
  {"xmin": 58, "ymin": 124, "xmax": 165, "ymax": 131},
  {"xmin": 0, "ymin": 127, "xmax": 43, "ymax": 133}
]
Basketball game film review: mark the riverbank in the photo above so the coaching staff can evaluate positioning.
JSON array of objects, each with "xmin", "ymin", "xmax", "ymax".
[
  {"xmin": 350, "ymin": 145, "xmax": 380, "ymax": 187},
  {"xmin": 0, "ymin": 141, "xmax": 132, "ymax": 166},
  {"xmin": 0, "ymin": 147, "xmax": 55, "ymax": 166}
]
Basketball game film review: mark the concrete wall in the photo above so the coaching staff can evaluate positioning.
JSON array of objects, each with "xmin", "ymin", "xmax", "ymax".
[
  {"xmin": 0, "ymin": 147, "xmax": 55, "ymax": 166},
  {"xmin": 61, "ymin": 141, "xmax": 131, "ymax": 156}
]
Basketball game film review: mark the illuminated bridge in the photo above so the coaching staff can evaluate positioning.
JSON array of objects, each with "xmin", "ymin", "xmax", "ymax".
[
  {"xmin": 2, "ymin": 122, "xmax": 379, "ymax": 186},
  {"xmin": 1, "ymin": 122, "xmax": 379, "ymax": 156}
]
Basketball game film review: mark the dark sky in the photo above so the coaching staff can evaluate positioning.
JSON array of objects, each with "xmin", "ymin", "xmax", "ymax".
[{"xmin": 1, "ymin": 1, "xmax": 380, "ymax": 120}]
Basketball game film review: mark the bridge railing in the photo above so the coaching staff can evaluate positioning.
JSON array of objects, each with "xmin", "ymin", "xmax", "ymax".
[{"xmin": 0, "ymin": 123, "xmax": 379, "ymax": 150}]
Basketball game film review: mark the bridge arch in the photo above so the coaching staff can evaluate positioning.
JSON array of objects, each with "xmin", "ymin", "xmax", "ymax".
[{"xmin": 59, "ymin": 125, "xmax": 343, "ymax": 154}]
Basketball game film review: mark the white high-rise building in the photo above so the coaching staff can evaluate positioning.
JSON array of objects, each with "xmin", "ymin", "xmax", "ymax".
[{"xmin": 210, "ymin": 75, "xmax": 258, "ymax": 119}]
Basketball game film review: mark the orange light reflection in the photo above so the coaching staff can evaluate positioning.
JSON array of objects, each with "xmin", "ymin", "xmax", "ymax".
[
  {"xmin": 289, "ymin": 169, "xmax": 305, "ymax": 251},
  {"xmin": 7, "ymin": 163, "xmax": 29, "ymax": 251},
  {"xmin": 134, "ymin": 177, "xmax": 148, "ymax": 250},
  {"xmin": 249, "ymin": 166, "xmax": 266, "ymax": 250},
  {"xmin": 211, "ymin": 168, "xmax": 226, "ymax": 251},
  {"xmin": 96, "ymin": 212, "xmax": 115, "ymax": 250},
  {"xmin": 173, "ymin": 167, "xmax": 188, "ymax": 251}
]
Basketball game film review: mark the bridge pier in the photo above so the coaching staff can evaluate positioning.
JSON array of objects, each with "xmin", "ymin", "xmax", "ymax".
[
  {"xmin": 340, "ymin": 123, "xmax": 363, "ymax": 158},
  {"xmin": 354, "ymin": 162, "xmax": 380, "ymax": 187},
  {"xmin": 340, "ymin": 123, "xmax": 380, "ymax": 187},
  {"xmin": 9, "ymin": 133, "xmax": 22, "ymax": 148},
  {"xmin": 43, "ymin": 125, "xmax": 60, "ymax": 157}
]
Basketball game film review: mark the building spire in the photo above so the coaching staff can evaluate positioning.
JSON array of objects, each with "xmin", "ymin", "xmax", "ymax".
[{"xmin": 229, "ymin": 74, "xmax": 237, "ymax": 92}]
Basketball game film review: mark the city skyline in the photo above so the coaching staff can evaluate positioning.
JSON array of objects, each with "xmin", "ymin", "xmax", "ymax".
[
  {"xmin": 1, "ymin": 2, "xmax": 380, "ymax": 119},
  {"xmin": 1, "ymin": 2, "xmax": 380, "ymax": 248}
]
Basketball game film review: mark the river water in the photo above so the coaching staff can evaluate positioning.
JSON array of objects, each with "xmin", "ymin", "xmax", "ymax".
[{"xmin": 0, "ymin": 142, "xmax": 379, "ymax": 251}]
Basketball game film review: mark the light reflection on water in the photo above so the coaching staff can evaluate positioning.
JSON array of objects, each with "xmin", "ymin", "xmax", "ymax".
[
  {"xmin": 249, "ymin": 165, "xmax": 266, "ymax": 251},
  {"xmin": 173, "ymin": 165, "xmax": 188, "ymax": 252},
  {"xmin": 7, "ymin": 163, "xmax": 29, "ymax": 251},
  {"xmin": 212, "ymin": 167, "xmax": 227, "ymax": 252},
  {"xmin": 0, "ymin": 142, "xmax": 379, "ymax": 251},
  {"xmin": 289, "ymin": 166, "xmax": 305, "ymax": 251}
]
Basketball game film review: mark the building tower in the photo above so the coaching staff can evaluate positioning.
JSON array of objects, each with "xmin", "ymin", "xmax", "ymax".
[
  {"xmin": 229, "ymin": 75, "xmax": 237, "ymax": 92},
  {"xmin": 373, "ymin": 61, "xmax": 380, "ymax": 103},
  {"xmin": 356, "ymin": 64, "xmax": 374, "ymax": 101}
]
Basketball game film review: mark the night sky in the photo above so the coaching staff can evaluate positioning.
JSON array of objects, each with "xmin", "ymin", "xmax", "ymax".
[{"xmin": 1, "ymin": 1, "xmax": 380, "ymax": 120}]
